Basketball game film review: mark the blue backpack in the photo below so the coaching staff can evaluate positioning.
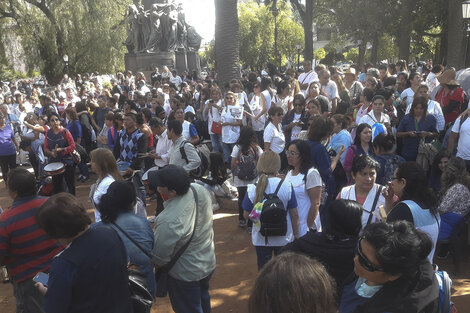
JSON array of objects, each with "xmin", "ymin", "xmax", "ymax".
[{"xmin": 434, "ymin": 266, "xmax": 455, "ymax": 313}]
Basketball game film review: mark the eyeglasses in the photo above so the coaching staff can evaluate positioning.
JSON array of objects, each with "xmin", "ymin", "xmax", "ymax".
[
  {"xmin": 285, "ymin": 150, "xmax": 299, "ymax": 157},
  {"xmin": 356, "ymin": 238, "xmax": 384, "ymax": 272}
]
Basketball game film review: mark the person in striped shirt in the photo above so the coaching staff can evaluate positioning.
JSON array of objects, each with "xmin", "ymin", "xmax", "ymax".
[{"xmin": 0, "ymin": 168, "xmax": 63, "ymax": 313}]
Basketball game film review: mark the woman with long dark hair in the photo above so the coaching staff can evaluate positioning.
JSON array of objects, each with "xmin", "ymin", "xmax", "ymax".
[
  {"xmin": 343, "ymin": 123, "xmax": 374, "ymax": 183},
  {"xmin": 232, "ymin": 126, "xmax": 263, "ymax": 229},
  {"xmin": 383, "ymin": 162, "xmax": 440, "ymax": 261},
  {"xmin": 285, "ymin": 140, "xmax": 323, "ymax": 236}
]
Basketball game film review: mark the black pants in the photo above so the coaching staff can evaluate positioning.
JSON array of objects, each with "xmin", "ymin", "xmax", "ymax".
[
  {"xmin": 237, "ymin": 186, "xmax": 252, "ymax": 227},
  {"xmin": 52, "ymin": 164, "xmax": 76, "ymax": 195},
  {"xmin": 0, "ymin": 154, "xmax": 17, "ymax": 183}
]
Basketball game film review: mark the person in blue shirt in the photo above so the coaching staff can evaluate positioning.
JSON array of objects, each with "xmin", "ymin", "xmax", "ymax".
[{"xmin": 397, "ymin": 96, "xmax": 438, "ymax": 161}]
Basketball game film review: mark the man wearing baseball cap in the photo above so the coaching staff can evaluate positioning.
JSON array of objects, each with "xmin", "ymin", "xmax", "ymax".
[{"xmin": 149, "ymin": 165, "xmax": 215, "ymax": 313}]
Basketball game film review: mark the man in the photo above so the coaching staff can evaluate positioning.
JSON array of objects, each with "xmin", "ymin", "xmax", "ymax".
[
  {"xmin": 92, "ymin": 95, "xmax": 111, "ymax": 131},
  {"xmin": 113, "ymin": 112, "xmax": 148, "ymax": 204},
  {"xmin": 167, "ymin": 119, "xmax": 200, "ymax": 173},
  {"xmin": 447, "ymin": 109, "xmax": 470, "ymax": 171},
  {"xmin": 0, "ymin": 168, "xmax": 63, "ymax": 312},
  {"xmin": 170, "ymin": 70, "xmax": 183, "ymax": 87},
  {"xmin": 148, "ymin": 165, "xmax": 215, "ymax": 313},
  {"xmin": 297, "ymin": 60, "xmax": 318, "ymax": 96},
  {"xmin": 318, "ymin": 69, "xmax": 339, "ymax": 113}
]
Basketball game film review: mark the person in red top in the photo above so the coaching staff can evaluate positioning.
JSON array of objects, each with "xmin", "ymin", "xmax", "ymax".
[
  {"xmin": 0, "ymin": 168, "xmax": 63, "ymax": 312},
  {"xmin": 433, "ymin": 68, "xmax": 466, "ymax": 125}
]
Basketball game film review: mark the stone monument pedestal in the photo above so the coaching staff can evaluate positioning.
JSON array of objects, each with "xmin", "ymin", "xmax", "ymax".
[{"xmin": 124, "ymin": 50, "xmax": 200, "ymax": 80}]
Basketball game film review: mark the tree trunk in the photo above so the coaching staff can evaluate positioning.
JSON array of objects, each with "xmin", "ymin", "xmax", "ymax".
[
  {"xmin": 358, "ymin": 41, "xmax": 366, "ymax": 67},
  {"xmin": 214, "ymin": 0, "xmax": 240, "ymax": 88},
  {"xmin": 303, "ymin": 0, "xmax": 313, "ymax": 61},
  {"xmin": 371, "ymin": 32, "xmax": 378, "ymax": 65},
  {"xmin": 446, "ymin": 0, "xmax": 465, "ymax": 68},
  {"xmin": 397, "ymin": 0, "xmax": 418, "ymax": 62}
]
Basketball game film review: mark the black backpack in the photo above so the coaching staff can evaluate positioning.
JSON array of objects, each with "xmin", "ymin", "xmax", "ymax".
[
  {"xmin": 234, "ymin": 146, "xmax": 258, "ymax": 181},
  {"xmin": 179, "ymin": 140, "xmax": 209, "ymax": 178},
  {"xmin": 259, "ymin": 178, "xmax": 287, "ymax": 244}
]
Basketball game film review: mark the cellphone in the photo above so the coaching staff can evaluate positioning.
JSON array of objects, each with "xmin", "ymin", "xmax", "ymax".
[{"xmin": 33, "ymin": 272, "xmax": 49, "ymax": 287}]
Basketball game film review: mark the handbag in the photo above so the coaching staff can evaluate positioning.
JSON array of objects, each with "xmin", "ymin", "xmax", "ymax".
[
  {"xmin": 111, "ymin": 222, "xmax": 154, "ymax": 313},
  {"xmin": 155, "ymin": 185, "xmax": 199, "ymax": 297},
  {"xmin": 211, "ymin": 121, "xmax": 222, "ymax": 135}
]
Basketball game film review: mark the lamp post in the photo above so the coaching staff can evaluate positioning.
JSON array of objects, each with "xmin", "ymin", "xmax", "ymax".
[
  {"xmin": 462, "ymin": 1, "xmax": 470, "ymax": 68},
  {"xmin": 63, "ymin": 54, "xmax": 69, "ymax": 74},
  {"xmin": 296, "ymin": 44, "xmax": 302, "ymax": 70}
]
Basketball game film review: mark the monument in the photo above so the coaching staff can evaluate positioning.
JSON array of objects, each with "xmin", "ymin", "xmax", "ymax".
[{"xmin": 124, "ymin": 0, "xmax": 202, "ymax": 78}]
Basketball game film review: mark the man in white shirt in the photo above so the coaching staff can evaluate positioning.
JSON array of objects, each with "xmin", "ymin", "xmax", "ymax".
[
  {"xmin": 447, "ymin": 110, "xmax": 470, "ymax": 171},
  {"xmin": 170, "ymin": 70, "xmax": 183, "ymax": 87},
  {"xmin": 318, "ymin": 69, "xmax": 339, "ymax": 113},
  {"xmin": 298, "ymin": 60, "xmax": 318, "ymax": 96}
]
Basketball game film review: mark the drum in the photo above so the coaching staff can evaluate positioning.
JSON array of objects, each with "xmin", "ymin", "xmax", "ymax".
[{"xmin": 44, "ymin": 162, "xmax": 65, "ymax": 176}]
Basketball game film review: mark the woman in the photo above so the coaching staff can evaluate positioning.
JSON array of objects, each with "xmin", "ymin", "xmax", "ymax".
[
  {"xmin": 282, "ymin": 199, "xmax": 363, "ymax": 288},
  {"xmin": 353, "ymin": 88, "xmax": 374, "ymax": 126},
  {"xmin": 358, "ymin": 95, "xmax": 391, "ymax": 138},
  {"xmin": 332, "ymin": 73, "xmax": 352, "ymax": 114},
  {"xmin": 400, "ymin": 72, "xmax": 422, "ymax": 107},
  {"xmin": 221, "ymin": 91, "xmax": 243, "ymax": 165},
  {"xmin": 264, "ymin": 106, "xmax": 286, "ymax": 169},
  {"xmin": 89, "ymin": 148, "xmax": 123, "ymax": 223},
  {"xmin": 282, "ymin": 94, "xmax": 308, "ymax": 143},
  {"xmin": 242, "ymin": 151, "xmax": 299, "ymax": 269},
  {"xmin": 344, "ymin": 68, "xmax": 364, "ymax": 103},
  {"xmin": 397, "ymin": 96, "xmax": 438, "ymax": 161},
  {"xmin": 329, "ymin": 114, "xmax": 353, "ymax": 166},
  {"xmin": 249, "ymin": 252, "xmax": 337, "ymax": 313},
  {"xmin": 173, "ymin": 106, "xmax": 199, "ymax": 145},
  {"xmin": 434, "ymin": 73, "xmax": 465, "ymax": 124},
  {"xmin": 307, "ymin": 116, "xmax": 344, "ymax": 225},
  {"xmin": 97, "ymin": 180, "xmax": 156, "ymax": 296},
  {"xmin": 373, "ymin": 133, "xmax": 405, "ymax": 185},
  {"xmin": 65, "ymin": 107, "xmax": 89, "ymax": 183},
  {"xmin": 437, "ymin": 157, "xmax": 470, "ymax": 242},
  {"xmin": 344, "ymin": 123, "xmax": 374, "ymax": 183},
  {"xmin": 428, "ymin": 150, "xmax": 450, "ymax": 193},
  {"xmin": 44, "ymin": 112, "xmax": 76, "ymax": 195},
  {"xmin": 339, "ymin": 221, "xmax": 439, "ymax": 313},
  {"xmin": 75, "ymin": 101, "xmax": 95, "ymax": 154},
  {"xmin": 273, "ymin": 80, "xmax": 292, "ymax": 114},
  {"xmin": 285, "ymin": 140, "xmax": 323, "ymax": 236},
  {"xmin": 338, "ymin": 155, "xmax": 385, "ymax": 229},
  {"xmin": 35, "ymin": 193, "xmax": 132, "ymax": 312},
  {"xmin": 0, "ymin": 112, "xmax": 18, "ymax": 184},
  {"xmin": 231, "ymin": 126, "xmax": 263, "ymax": 229},
  {"xmin": 249, "ymin": 82, "xmax": 267, "ymax": 148},
  {"xmin": 305, "ymin": 81, "xmax": 327, "ymax": 104},
  {"xmin": 205, "ymin": 86, "xmax": 224, "ymax": 153},
  {"xmin": 108, "ymin": 111, "xmax": 124, "ymax": 151},
  {"xmin": 383, "ymin": 162, "xmax": 440, "ymax": 261}
]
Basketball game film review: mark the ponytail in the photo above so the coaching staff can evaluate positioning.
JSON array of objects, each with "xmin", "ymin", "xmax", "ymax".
[{"xmin": 255, "ymin": 173, "xmax": 269, "ymax": 204}]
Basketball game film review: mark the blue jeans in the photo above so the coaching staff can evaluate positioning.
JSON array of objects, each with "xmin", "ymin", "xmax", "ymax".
[
  {"xmin": 222, "ymin": 143, "xmax": 235, "ymax": 165},
  {"xmin": 255, "ymin": 246, "xmax": 281, "ymax": 270},
  {"xmin": 210, "ymin": 134, "xmax": 223, "ymax": 153},
  {"xmin": 168, "ymin": 271, "xmax": 214, "ymax": 313}
]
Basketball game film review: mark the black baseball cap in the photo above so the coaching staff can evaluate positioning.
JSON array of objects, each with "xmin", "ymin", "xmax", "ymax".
[{"xmin": 148, "ymin": 165, "xmax": 191, "ymax": 195}]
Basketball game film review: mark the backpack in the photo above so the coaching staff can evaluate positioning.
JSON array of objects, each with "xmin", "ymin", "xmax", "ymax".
[
  {"xmin": 234, "ymin": 146, "xmax": 258, "ymax": 181},
  {"xmin": 259, "ymin": 178, "xmax": 287, "ymax": 244},
  {"xmin": 180, "ymin": 140, "xmax": 209, "ymax": 178},
  {"xmin": 434, "ymin": 266, "xmax": 456, "ymax": 313}
]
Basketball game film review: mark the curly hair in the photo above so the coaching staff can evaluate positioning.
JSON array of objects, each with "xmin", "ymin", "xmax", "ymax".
[{"xmin": 441, "ymin": 157, "xmax": 470, "ymax": 195}]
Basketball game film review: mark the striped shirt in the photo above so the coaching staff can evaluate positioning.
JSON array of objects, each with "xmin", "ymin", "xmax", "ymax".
[{"xmin": 0, "ymin": 196, "xmax": 63, "ymax": 283}]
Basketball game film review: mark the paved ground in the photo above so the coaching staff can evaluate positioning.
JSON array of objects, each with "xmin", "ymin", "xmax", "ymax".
[{"xmin": 0, "ymin": 170, "xmax": 469, "ymax": 312}]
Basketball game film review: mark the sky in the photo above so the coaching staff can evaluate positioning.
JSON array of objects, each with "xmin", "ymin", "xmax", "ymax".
[{"xmin": 182, "ymin": 0, "xmax": 215, "ymax": 43}]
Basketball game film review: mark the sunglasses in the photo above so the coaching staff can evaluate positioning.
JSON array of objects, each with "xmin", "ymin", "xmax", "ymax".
[{"xmin": 356, "ymin": 238, "xmax": 383, "ymax": 272}]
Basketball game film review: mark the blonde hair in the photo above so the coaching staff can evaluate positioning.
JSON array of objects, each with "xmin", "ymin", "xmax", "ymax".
[
  {"xmin": 255, "ymin": 151, "xmax": 281, "ymax": 203},
  {"xmin": 90, "ymin": 148, "xmax": 123, "ymax": 182}
]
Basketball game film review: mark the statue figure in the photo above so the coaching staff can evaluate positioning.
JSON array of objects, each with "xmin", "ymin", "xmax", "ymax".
[
  {"xmin": 186, "ymin": 24, "xmax": 202, "ymax": 51},
  {"xmin": 176, "ymin": 3, "xmax": 187, "ymax": 49},
  {"xmin": 124, "ymin": 4, "xmax": 140, "ymax": 53},
  {"xmin": 137, "ymin": 5, "xmax": 151, "ymax": 52},
  {"xmin": 146, "ymin": 4, "xmax": 163, "ymax": 53}
]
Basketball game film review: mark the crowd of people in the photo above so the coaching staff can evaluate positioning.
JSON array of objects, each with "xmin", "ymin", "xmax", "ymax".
[{"xmin": 0, "ymin": 59, "xmax": 468, "ymax": 312}]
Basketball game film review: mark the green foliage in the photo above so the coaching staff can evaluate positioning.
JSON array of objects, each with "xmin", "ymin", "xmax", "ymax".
[
  {"xmin": 1, "ymin": 0, "xmax": 131, "ymax": 83},
  {"xmin": 238, "ymin": 0, "xmax": 304, "ymax": 68},
  {"xmin": 314, "ymin": 48, "xmax": 326, "ymax": 61},
  {"xmin": 343, "ymin": 48, "xmax": 358, "ymax": 63},
  {"xmin": 199, "ymin": 44, "xmax": 215, "ymax": 68}
]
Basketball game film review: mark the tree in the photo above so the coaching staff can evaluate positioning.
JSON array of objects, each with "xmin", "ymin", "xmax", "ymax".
[
  {"xmin": 214, "ymin": 0, "xmax": 240, "ymax": 87},
  {"xmin": 0, "ymin": 0, "xmax": 130, "ymax": 83},
  {"xmin": 238, "ymin": 1, "xmax": 303, "ymax": 68},
  {"xmin": 314, "ymin": 48, "xmax": 326, "ymax": 62}
]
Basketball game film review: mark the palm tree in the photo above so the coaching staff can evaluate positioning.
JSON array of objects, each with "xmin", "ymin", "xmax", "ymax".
[{"xmin": 214, "ymin": 0, "xmax": 240, "ymax": 87}]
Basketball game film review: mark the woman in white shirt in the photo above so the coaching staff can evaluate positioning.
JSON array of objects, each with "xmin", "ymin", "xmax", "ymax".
[
  {"xmin": 250, "ymin": 82, "xmax": 267, "ymax": 149},
  {"xmin": 358, "ymin": 94, "xmax": 391, "ymax": 139},
  {"xmin": 264, "ymin": 106, "xmax": 287, "ymax": 169},
  {"xmin": 400, "ymin": 72, "xmax": 422, "ymax": 106},
  {"xmin": 285, "ymin": 140, "xmax": 323, "ymax": 237},
  {"xmin": 89, "ymin": 148, "xmax": 123, "ymax": 223},
  {"xmin": 242, "ymin": 150, "xmax": 299, "ymax": 269},
  {"xmin": 173, "ymin": 106, "xmax": 199, "ymax": 145},
  {"xmin": 205, "ymin": 87, "xmax": 223, "ymax": 153},
  {"xmin": 273, "ymin": 80, "xmax": 292, "ymax": 114},
  {"xmin": 221, "ymin": 91, "xmax": 243, "ymax": 165}
]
